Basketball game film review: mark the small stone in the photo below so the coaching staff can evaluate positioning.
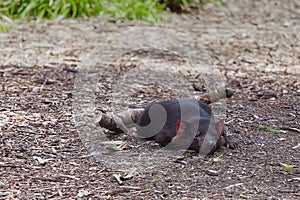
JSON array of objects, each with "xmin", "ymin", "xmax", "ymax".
[
  {"xmin": 77, "ymin": 189, "xmax": 90, "ymax": 197},
  {"xmin": 283, "ymin": 21, "xmax": 292, "ymax": 27}
]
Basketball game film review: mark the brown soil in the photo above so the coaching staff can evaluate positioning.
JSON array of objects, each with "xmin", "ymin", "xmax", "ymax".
[{"xmin": 0, "ymin": 0, "xmax": 299, "ymax": 199}]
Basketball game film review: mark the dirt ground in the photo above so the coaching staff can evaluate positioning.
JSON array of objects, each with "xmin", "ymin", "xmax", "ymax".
[{"xmin": 0, "ymin": 0, "xmax": 299, "ymax": 199}]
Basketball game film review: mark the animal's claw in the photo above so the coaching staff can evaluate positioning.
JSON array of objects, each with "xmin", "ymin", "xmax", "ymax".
[{"xmin": 227, "ymin": 140, "xmax": 239, "ymax": 149}]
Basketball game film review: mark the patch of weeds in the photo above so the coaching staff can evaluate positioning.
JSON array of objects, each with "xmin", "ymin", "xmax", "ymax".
[
  {"xmin": 183, "ymin": 173, "xmax": 189, "ymax": 179},
  {"xmin": 152, "ymin": 177, "xmax": 163, "ymax": 183},
  {"xmin": 282, "ymin": 166, "xmax": 293, "ymax": 172},
  {"xmin": 213, "ymin": 156, "xmax": 223, "ymax": 162},
  {"xmin": 108, "ymin": 143, "xmax": 117, "ymax": 148},
  {"xmin": 259, "ymin": 125, "xmax": 281, "ymax": 133},
  {"xmin": 83, "ymin": 84, "xmax": 91, "ymax": 89},
  {"xmin": 90, "ymin": 125, "xmax": 97, "ymax": 131},
  {"xmin": 0, "ymin": 14, "xmax": 15, "ymax": 32},
  {"xmin": 185, "ymin": 151, "xmax": 193, "ymax": 157},
  {"xmin": 0, "ymin": 0, "xmax": 226, "ymax": 32},
  {"xmin": 0, "ymin": 0, "xmax": 165, "ymax": 31},
  {"xmin": 0, "ymin": 0, "xmax": 103, "ymax": 20},
  {"xmin": 102, "ymin": 0, "xmax": 165, "ymax": 23},
  {"xmin": 0, "ymin": 21, "xmax": 9, "ymax": 32}
]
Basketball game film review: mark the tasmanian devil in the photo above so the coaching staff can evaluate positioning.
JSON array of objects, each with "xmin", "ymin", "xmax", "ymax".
[{"xmin": 136, "ymin": 99, "xmax": 237, "ymax": 154}]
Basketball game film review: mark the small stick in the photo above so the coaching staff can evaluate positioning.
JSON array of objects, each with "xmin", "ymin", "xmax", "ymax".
[{"xmin": 196, "ymin": 87, "xmax": 234, "ymax": 104}]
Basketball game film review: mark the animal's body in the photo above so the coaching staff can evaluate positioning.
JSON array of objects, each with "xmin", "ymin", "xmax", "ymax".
[{"xmin": 136, "ymin": 99, "xmax": 237, "ymax": 154}]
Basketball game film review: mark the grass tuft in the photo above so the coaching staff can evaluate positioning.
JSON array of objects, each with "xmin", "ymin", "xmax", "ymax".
[
  {"xmin": 101, "ymin": 0, "xmax": 165, "ymax": 23},
  {"xmin": 259, "ymin": 125, "xmax": 281, "ymax": 133},
  {"xmin": 152, "ymin": 177, "xmax": 163, "ymax": 182},
  {"xmin": 0, "ymin": 0, "xmax": 103, "ymax": 20},
  {"xmin": 282, "ymin": 166, "xmax": 293, "ymax": 172}
]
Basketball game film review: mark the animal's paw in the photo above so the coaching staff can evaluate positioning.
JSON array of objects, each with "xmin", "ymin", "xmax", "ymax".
[{"xmin": 225, "ymin": 139, "xmax": 239, "ymax": 149}]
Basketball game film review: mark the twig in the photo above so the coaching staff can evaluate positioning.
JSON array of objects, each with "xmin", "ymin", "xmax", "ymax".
[
  {"xmin": 31, "ymin": 176, "xmax": 63, "ymax": 182},
  {"xmin": 40, "ymin": 78, "xmax": 48, "ymax": 91},
  {"xmin": 195, "ymin": 87, "xmax": 235, "ymax": 104},
  {"xmin": 223, "ymin": 183, "xmax": 244, "ymax": 190},
  {"xmin": 106, "ymin": 187, "xmax": 145, "ymax": 196},
  {"xmin": 281, "ymin": 127, "xmax": 300, "ymax": 133},
  {"xmin": 59, "ymin": 174, "xmax": 80, "ymax": 180}
]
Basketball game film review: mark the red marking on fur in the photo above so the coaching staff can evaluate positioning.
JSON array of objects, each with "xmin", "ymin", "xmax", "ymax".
[
  {"xmin": 176, "ymin": 120, "xmax": 187, "ymax": 134},
  {"xmin": 216, "ymin": 120, "xmax": 224, "ymax": 134}
]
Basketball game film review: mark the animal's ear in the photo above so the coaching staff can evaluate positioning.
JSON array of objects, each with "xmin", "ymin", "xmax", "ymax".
[
  {"xmin": 216, "ymin": 120, "xmax": 225, "ymax": 134},
  {"xmin": 176, "ymin": 120, "xmax": 188, "ymax": 134}
]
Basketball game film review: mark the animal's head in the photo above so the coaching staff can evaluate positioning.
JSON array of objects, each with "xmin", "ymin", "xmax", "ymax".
[{"xmin": 170, "ymin": 118, "xmax": 224, "ymax": 154}]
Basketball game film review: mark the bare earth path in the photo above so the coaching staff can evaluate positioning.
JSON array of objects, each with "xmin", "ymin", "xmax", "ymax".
[{"xmin": 0, "ymin": 0, "xmax": 299, "ymax": 199}]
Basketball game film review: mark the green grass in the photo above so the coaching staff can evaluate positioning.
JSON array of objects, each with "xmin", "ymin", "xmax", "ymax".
[
  {"xmin": 213, "ymin": 156, "xmax": 223, "ymax": 162},
  {"xmin": 0, "ymin": 0, "xmax": 165, "ymax": 23},
  {"xmin": 102, "ymin": 0, "xmax": 165, "ymax": 23},
  {"xmin": 152, "ymin": 177, "xmax": 163, "ymax": 183},
  {"xmin": 108, "ymin": 143, "xmax": 117, "ymax": 148},
  {"xmin": 259, "ymin": 125, "xmax": 281, "ymax": 133},
  {"xmin": 1, "ymin": 0, "xmax": 102, "ymax": 19},
  {"xmin": 183, "ymin": 173, "xmax": 189, "ymax": 179},
  {"xmin": 282, "ymin": 166, "xmax": 293, "ymax": 172},
  {"xmin": 0, "ymin": 21, "xmax": 9, "ymax": 32},
  {"xmin": 0, "ymin": 0, "xmax": 222, "ymax": 32}
]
